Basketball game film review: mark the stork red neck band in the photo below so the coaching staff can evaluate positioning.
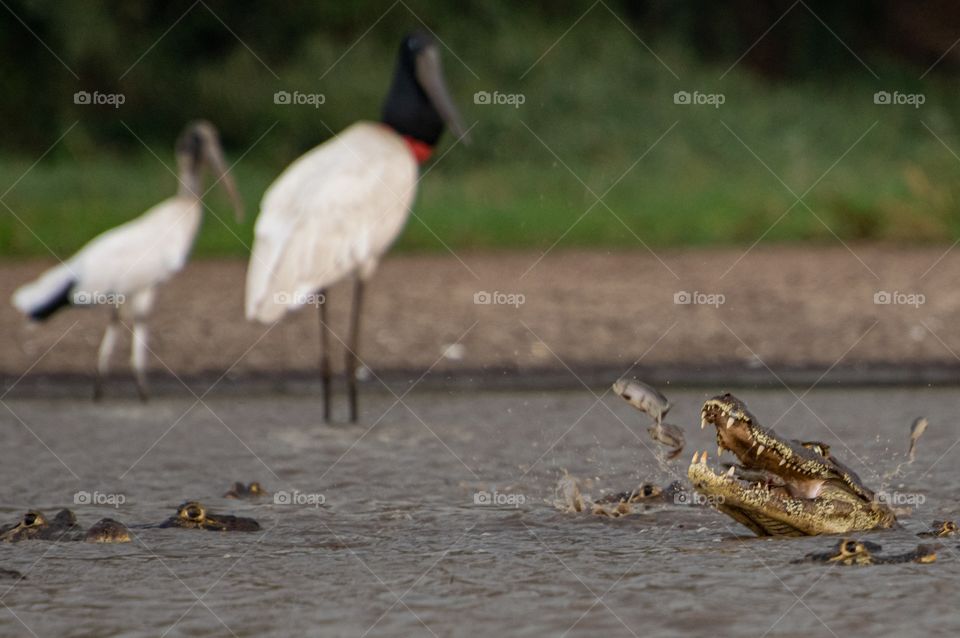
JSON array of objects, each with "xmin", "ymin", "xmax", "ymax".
[{"xmin": 402, "ymin": 136, "xmax": 433, "ymax": 164}]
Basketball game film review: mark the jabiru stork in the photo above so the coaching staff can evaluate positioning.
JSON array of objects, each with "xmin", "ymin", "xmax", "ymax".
[
  {"xmin": 12, "ymin": 121, "xmax": 244, "ymax": 401},
  {"xmin": 244, "ymin": 31, "xmax": 469, "ymax": 423}
]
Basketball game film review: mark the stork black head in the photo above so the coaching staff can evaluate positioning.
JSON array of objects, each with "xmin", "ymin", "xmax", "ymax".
[
  {"xmin": 381, "ymin": 31, "xmax": 469, "ymax": 147},
  {"xmin": 174, "ymin": 120, "xmax": 244, "ymax": 221},
  {"xmin": 175, "ymin": 127, "xmax": 204, "ymax": 168}
]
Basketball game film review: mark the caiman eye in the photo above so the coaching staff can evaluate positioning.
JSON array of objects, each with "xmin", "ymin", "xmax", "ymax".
[
  {"xmin": 23, "ymin": 513, "xmax": 37, "ymax": 526},
  {"xmin": 183, "ymin": 504, "xmax": 204, "ymax": 521}
]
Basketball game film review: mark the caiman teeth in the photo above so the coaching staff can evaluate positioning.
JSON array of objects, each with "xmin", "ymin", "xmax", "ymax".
[
  {"xmin": 701, "ymin": 415, "xmax": 708, "ymax": 430},
  {"xmin": 726, "ymin": 417, "xmax": 735, "ymax": 428},
  {"xmin": 779, "ymin": 458, "xmax": 787, "ymax": 466},
  {"xmin": 756, "ymin": 444, "xmax": 765, "ymax": 457},
  {"xmin": 725, "ymin": 466, "xmax": 736, "ymax": 478},
  {"xmin": 717, "ymin": 444, "xmax": 725, "ymax": 457}
]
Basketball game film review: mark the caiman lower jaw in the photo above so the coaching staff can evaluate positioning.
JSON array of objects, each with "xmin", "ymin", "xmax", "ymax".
[{"xmin": 687, "ymin": 451, "xmax": 896, "ymax": 537}]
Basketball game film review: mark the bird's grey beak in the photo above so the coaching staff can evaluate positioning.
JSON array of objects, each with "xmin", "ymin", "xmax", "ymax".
[
  {"xmin": 415, "ymin": 45, "xmax": 470, "ymax": 145},
  {"xmin": 203, "ymin": 136, "xmax": 245, "ymax": 223}
]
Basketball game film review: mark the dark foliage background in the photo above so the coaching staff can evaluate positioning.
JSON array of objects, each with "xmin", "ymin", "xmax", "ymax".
[
  {"xmin": 4, "ymin": 0, "xmax": 960, "ymax": 255},
  {"xmin": 2, "ymin": 0, "xmax": 958, "ymax": 156}
]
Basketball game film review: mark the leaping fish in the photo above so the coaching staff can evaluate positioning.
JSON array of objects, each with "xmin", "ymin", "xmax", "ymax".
[
  {"xmin": 908, "ymin": 417, "xmax": 928, "ymax": 463},
  {"xmin": 612, "ymin": 378, "xmax": 671, "ymax": 425}
]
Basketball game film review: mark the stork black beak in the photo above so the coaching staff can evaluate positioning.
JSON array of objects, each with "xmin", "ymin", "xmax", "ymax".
[
  {"xmin": 202, "ymin": 134, "xmax": 245, "ymax": 223},
  {"xmin": 415, "ymin": 44, "xmax": 470, "ymax": 145},
  {"xmin": 185, "ymin": 121, "xmax": 244, "ymax": 223}
]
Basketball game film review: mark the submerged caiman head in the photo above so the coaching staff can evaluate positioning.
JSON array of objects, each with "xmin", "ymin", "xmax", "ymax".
[
  {"xmin": 594, "ymin": 483, "xmax": 663, "ymax": 505},
  {"xmin": 0, "ymin": 509, "xmax": 104, "ymax": 543},
  {"xmin": 223, "ymin": 482, "xmax": 266, "ymax": 499},
  {"xmin": 689, "ymin": 394, "xmax": 896, "ymax": 536},
  {"xmin": 0, "ymin": 509, "xmax": 85, "ymax": 542},
  {"xmin": 795, "ymin": 538, "xmax": 882, "ymax": 565},
  {"xmin": 918, "ymin": 520, "xmax": 958, "ymax": 538},
  {"xmin": 85, "ymin": 518, "xmax": 132, "ymax": 543},
  {"xmin": 793, "ymin": 538, "xmax": 937, "ymax": 565},
  {"xmin": 0, "ymin": 510, "xmax": 51, "ymax": 542},
  {"xmin": 159, "ymin": 501, "xmax": 261, "ymax": 532}
]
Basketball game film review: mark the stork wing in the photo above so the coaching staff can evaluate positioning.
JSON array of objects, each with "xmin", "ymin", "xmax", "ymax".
[
  {"xmin": 13, "ymin": 197, "xmax": 200, "ymax": 318},
  {"xmin": 245, "ymin": 122, "xmax": 417, "ymax": 323},
  {"xmin": 72, "ymin": 197, "xmax": 202, "ymax": 295}
]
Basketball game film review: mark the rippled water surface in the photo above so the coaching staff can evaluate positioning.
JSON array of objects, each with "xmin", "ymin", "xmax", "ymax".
[{"xmin": 1, "ymin": 388, "xmax": 958, "ymax": 637}]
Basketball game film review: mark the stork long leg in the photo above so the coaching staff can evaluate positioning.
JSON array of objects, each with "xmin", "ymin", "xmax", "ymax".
[
  {"xmin": 346, "ymin": 277, "xmax": 365, "ymax": 424},
  {"xmin": 93, "ymin": 308, "xmax": 120, "ymax": 401},
  {"xmin": 131, "ymin": 320, "xmax": 150, "ymax": 402},
  {"xmin": 318, "ymin": 288, "xmax": 331, "ymax": 423}
]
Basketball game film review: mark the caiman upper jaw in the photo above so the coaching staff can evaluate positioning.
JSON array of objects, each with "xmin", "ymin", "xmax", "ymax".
[
  {"xmin": 700, "ymin": 394, "xmax": 756, "ymax": 430},
  {"xmin": 698, "ymin": 393, "xmax": 878, "ymax": 504}
]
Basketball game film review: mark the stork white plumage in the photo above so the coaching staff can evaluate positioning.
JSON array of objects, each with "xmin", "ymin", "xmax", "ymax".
[
  {"xmin": 12, "ymin": 121, "xmax": 244, "ymax": 400},
  {"xmin": 245, "ymin": 32, "xmax": 469, "ymax": 423}
]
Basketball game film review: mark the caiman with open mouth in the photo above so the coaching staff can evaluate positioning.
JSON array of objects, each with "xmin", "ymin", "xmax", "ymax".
[{"xmin": 687, "ymin": 393, "xmax": 896, "ymax": 536}]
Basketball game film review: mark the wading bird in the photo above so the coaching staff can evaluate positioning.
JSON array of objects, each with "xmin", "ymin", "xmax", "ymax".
[
  {"xmin": 245, "ymin": 32, "xmax": 469, "ymax": 423},
  {"xmin": 12, "ymin": 121, "xmax": 243, "ymax": 401}
]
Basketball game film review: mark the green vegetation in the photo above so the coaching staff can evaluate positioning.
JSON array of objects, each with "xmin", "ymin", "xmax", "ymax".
[{"xmin": 3, "ymin": 2, "xmax": 960, "ymax": 257}]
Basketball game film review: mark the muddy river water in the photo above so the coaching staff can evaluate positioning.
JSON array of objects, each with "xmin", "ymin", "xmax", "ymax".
[{"xmin": 0, "ymin": 387, "xmax": 957, "ymax": 636}]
